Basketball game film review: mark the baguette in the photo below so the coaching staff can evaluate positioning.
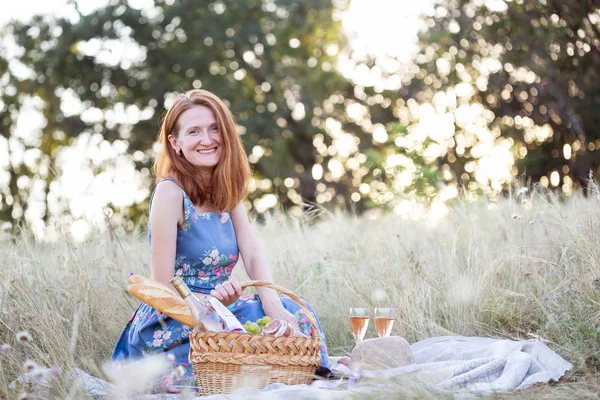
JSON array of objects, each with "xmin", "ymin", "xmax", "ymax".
[
  {"xmin": 128, "ymin": 274, "xmax": 149, "ymax": 285},
  {"xmin": 127, "ymin": 279, "xmax": 195, "ymax": 328}
]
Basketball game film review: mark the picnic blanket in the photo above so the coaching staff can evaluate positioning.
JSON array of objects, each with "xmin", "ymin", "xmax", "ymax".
[
  {"xmin": 410, "ymin": 336, "xmax": 572, "ymax": 391},
  {"xmin": 10, "ymin": 336, "xmax": 572, "ymax": 398},
  {"xmin": 327, "ymin": 336, "xmax": 573, "ymax": 393}
]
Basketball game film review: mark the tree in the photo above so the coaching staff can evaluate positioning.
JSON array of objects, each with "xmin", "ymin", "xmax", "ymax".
[
  {"xmin": 404, "ymin": 0, "xmax": 600, "ymax": 195},
  {"xmin": 0, "ymin": 0, "xmax": 402, "ymax": 230}
]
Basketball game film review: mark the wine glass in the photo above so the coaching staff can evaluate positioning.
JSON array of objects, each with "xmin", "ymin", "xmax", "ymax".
[
  {"xmin": 374, "ymin": 308, "xmax": 396, "ymax": 337},
  {"xmin": 349, "ymin": 308, "xmax": 370, "ymax": 343}
]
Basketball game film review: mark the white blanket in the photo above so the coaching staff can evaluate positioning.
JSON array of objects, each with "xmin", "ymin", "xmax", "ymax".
[
  {"xmin": 10, "ymin": 336, "xmax": 572, "ymax": 398},
  {"xmin": 410, "ymin": 336, "xmax": 572, "ymax": 391}
]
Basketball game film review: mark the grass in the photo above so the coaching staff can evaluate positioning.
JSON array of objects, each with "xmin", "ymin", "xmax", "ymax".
[{"xmin": 1, "ymin": 186, "xmax": 599, "ymax": 398}]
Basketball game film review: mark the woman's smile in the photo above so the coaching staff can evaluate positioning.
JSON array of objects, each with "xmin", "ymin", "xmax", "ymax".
[{"xmin": 196, "ymin": 147, "xmax": 218, "ymax": 155}]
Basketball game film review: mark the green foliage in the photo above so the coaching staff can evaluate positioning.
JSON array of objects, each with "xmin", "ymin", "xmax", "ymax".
[
  {"xmin": 5, "ymin": 0, "xmax": 599, "ymax": 230},
  {"xmin": 408, "ymin": 0, "xmax": 600, "ymax": 193},
  {"xmin": 0, "ymin": 0, "xmax": 404, "ymax": 228}
]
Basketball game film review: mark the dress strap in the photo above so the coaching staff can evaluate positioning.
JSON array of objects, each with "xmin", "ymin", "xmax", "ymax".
[{"xmin": 160, "ymin": 177, "xmax": 178, "ymax": 185}]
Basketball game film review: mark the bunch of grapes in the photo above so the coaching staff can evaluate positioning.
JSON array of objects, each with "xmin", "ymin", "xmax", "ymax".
[{"xmin": 243, "ymin": 316, "xmax": 272, "ymax": 334}]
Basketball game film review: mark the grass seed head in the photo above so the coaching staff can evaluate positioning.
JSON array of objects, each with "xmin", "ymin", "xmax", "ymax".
[
  {"xmin": 104, "ymin": 355, "xmax": 171, "ymax": 394},
  {"xmin": 0, "ymin": 343, "xmax": 11, "ymax": 355},
  {"xmin": 16, "ymin": 331, "xmax": 32, "ymax": 345},
  {"xmin": 23, "ymin": 359, "xmax": 37, "ymax": 373}
]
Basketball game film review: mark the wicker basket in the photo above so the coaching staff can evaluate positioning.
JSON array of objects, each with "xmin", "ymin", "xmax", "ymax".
[{"xmin": 189, "ymin": 280, "xmax": 322, "ymax": 395}]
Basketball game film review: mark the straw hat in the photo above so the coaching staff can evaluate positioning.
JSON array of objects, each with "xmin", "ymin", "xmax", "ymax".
[{"xmin": 350, "ymin": 336, "xmax": 452, "ymax": 385}]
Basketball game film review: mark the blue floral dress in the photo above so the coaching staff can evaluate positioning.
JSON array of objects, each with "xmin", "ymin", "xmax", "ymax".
[{"xmin": 111, "ymin": 178, "xmax": 330, "ymax": 392}]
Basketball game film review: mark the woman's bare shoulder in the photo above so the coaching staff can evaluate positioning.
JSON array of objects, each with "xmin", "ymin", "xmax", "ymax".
[
  {"xmin": 153, "ymin": 179, "xmax": 183, "ymax": 205},
  {"xmin": 229, "ymin": 201, "xmax": 247, "ymax": 217}
]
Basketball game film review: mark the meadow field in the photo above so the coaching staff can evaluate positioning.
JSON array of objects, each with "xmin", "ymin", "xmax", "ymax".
[{"xmin": 1, "ymin": 187, "xmax": 600, "ymax": 399}]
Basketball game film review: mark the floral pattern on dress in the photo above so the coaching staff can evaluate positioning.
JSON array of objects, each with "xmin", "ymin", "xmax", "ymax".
[
  {"xmin": 197, "ymin": 212, "xmax": 212, "ymax": 220},
  {"xmin": 295, "ymin": 309, "xmax": 313, "ymax": 337},
  {"xmin": 179, "ymin": 197, "xmax": 218, "ymax": 230},
  {"xmin": 191, "ymin": 247, "xmax": 238, "ymax": 286},
  {"xmin": 174, "ymin": 247, "xmax": 238, "ymax": 289},
  {"xmin": 150, "ymin": 327, "xmax": 173, "ymax": 348},
  {"xmin": 156, "ymin": 361, "xmax": 194, "ymax": 393},
  {"xmin": 113, "ymin": 179, "xmax": 331, "ymax": 389},
  {"xmin": 179, "ymin": 206, "xmax": 192, "ymax": 231},
  {"xmin": 144, "ymin": 323, "xmax": 190, "ymax": 354},
  {"xmin": 132, "ymin": 304, "xmax": 154, "ymax": 325}
]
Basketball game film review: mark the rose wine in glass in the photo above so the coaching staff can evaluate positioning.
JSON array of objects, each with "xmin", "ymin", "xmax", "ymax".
[
  {"xmin": 374, "ymin": 308, "xmax": 396, "ymax": 337},
  {"xmin": 349, "ymin": 308, "xmax": 370, "ymax": 343}
]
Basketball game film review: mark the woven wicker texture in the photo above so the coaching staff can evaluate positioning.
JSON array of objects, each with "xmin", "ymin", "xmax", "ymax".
[{"xmin": 189, "ymin": 281, "xmax": 322, "ymax": 395}]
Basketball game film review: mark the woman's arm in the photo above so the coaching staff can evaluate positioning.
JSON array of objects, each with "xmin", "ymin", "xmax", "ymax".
[
  {"xmin": 230, "ymin": 202, "xmax": 299, "ymax": 326},
  {"xmin": 230, "ymin": 202, "xmax": 279, "ymax": 308},
  {"xmin": 149, "ymin": 181, "xmax": 183, "ymax": 289}
]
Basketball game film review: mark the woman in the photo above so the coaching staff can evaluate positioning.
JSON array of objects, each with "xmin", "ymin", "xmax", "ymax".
[{"xmin": 111, "ymin": 89, "xmax": 330, "ymax": 392}]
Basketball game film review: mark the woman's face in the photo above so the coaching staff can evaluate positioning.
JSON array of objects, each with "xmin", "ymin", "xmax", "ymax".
[{"xmin": 169, "ymin": 105, "xmax": 223, "ymax": 171}]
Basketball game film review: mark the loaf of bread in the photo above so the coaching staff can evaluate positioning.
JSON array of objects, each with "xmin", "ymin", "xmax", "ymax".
[
  {"xmin": 126, "ymin": 275, "xmax": 195, "ymax": 328},
  {"xmin": 127, "ymin": 274, "xmax": 148, "ymax": 285}
]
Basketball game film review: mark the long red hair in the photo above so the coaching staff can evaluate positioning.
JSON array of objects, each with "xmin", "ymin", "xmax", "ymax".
[{"xmin": 154, "ymin": 89, "xmax": 251, "ymax": 211}]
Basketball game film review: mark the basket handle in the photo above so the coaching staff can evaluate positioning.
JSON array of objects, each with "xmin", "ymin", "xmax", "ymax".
[{"xmin": 240, "ymin": 280, "xmax": 319, "ymax": 340}]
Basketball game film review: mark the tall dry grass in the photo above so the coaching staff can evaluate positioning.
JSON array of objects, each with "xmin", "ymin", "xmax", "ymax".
[{"xmin": 1, "ymin": 186, "xmax": 599, "ymax": 398}]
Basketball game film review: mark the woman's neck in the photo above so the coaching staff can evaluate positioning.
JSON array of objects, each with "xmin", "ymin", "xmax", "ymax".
[
  {"xmin": 199, "ymin": 176, "xmax": 211, "ymax": 187},
  {"xmin": 198, "ymin": 168, "xmax": 214, "ymax": 185}
]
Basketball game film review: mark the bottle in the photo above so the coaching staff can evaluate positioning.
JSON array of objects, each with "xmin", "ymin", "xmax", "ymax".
[
  {"xmin": 208, "ymin": 297, "xmax": 246, "ymax": 333},
  {"xmin": 170, "ymin": 276, "xmax": 225, "ymax": 332}
]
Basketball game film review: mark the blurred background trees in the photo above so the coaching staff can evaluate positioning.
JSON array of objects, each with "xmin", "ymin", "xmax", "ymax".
[
  {"xmin": 0, "ymin": 0, "xmax": 599, "ymax": 234},
  {"xmin": 406, "ymin": 0, "xmax": 600, "ymax": 196}
]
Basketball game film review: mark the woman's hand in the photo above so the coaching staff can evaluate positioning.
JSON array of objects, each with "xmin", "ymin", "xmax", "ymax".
[
  {"xmin": 210, "ymin": 278, "xmax": 242, "ymax": 307},
  {"xmin": 264, "ymin": 304, "xmax": 301, "ymax": 331}
]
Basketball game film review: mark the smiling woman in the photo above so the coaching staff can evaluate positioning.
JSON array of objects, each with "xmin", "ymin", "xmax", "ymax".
[
  {"xmin": 111, "ymin": 89, "xmax": 331, "ymax": 393},
  {"xmin": 154, "ymin": 90, "xmax": 250, "ymax": 213}
]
